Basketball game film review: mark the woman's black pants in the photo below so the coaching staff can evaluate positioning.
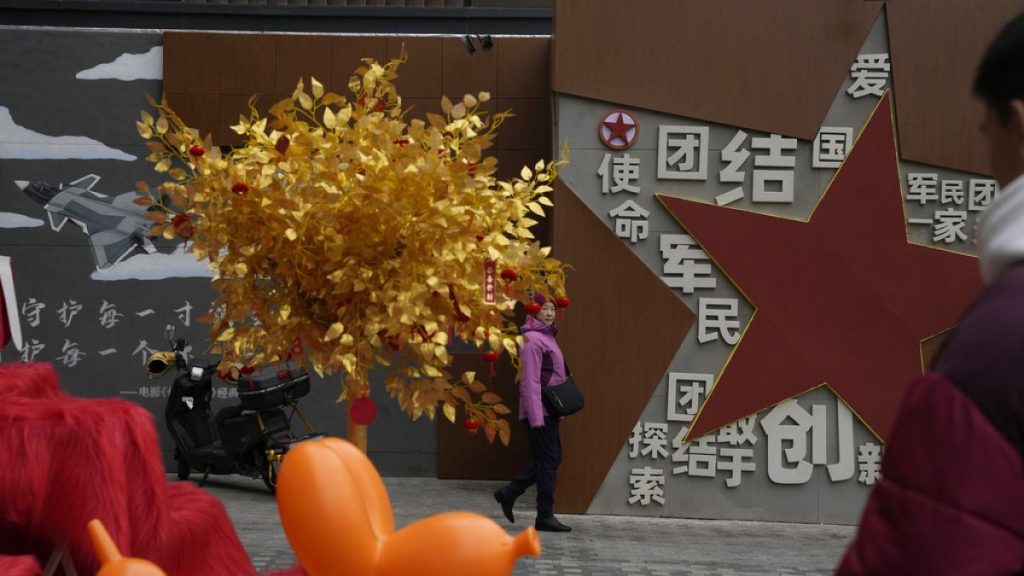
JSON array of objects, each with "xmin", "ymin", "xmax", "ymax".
[{"xmin": 501, "ymin": 415, "xmax": 562, "ymax": 517}]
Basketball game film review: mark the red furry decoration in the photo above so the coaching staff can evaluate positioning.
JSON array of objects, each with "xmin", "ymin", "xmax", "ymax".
[
  {"xmin": 0, "ymin": 362, "xmax": 306, "ymax": 576},
  {"xmin": 0, "ymin": 554, "xmax": 41, "ymax": 575}
]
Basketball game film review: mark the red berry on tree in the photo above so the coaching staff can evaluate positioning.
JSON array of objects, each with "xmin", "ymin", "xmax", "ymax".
[
  {"xmin": 275, "ymin": 135, "xmax": 290, "ymax": 154},
  {"xmin": 188, "ymin": 145, "xmax": 205, "ymax": 157},
  {"xmin": 231, "ymin": 182, "xmax": 249, "ymax": 195},
  {"xmin": 500, "ymin": 268, "xmax": 517, "ymax": 281},
  {"xmin": 482, "ymin": 351, "xmax": 500, "ymax": 363},
  {"xmin": 463, "ymin": 418, "xmax": 480, "ymax": 432}
]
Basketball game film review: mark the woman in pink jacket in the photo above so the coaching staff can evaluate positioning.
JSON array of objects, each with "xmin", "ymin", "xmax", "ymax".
[{"xmin": 493, "ymin": 294, "xmax": 571, "ymax": 533}]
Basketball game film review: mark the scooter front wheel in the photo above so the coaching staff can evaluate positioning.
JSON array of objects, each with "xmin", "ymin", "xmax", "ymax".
[{"xmin": 260, "ymin": 451, "xmax": 281, "ymax": 494}]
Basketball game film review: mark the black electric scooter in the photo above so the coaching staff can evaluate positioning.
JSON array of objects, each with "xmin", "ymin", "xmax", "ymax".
[{"xmin": 145, "ymin": 326, "xmax": 322, "ymax": 492}]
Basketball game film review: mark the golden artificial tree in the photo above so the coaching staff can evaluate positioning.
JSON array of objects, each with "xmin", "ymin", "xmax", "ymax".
[{"xmin": 136, "ymin": 56, "xmax": 570, "ymax": 452}]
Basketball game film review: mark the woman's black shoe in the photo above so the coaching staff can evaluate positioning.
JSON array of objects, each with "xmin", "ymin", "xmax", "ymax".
[
  {"xmin": 535, "ymin": 515, "xmax": 571, "ymax": 532},
  {"xmin": 493, "ymin": 489, "xmax": 515, "ymax": 523}
]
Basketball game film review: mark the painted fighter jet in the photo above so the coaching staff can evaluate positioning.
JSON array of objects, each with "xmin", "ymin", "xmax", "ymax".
[{"xmin": 15, "ymin": 175, "xmax": 156, "ymax": 270}]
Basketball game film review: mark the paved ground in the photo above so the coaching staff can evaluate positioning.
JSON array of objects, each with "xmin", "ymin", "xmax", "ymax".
[{"xmin": 195, "ymin": 474, "xmax": 856, "ymax": 576}]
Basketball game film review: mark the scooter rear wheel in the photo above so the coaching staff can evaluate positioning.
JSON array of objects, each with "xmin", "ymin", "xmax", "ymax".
[{"xmin": 177, "ymin": 458, "xmax": 191, "ymax": 481}]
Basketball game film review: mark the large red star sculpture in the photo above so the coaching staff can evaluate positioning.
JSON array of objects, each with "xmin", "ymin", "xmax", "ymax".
[
  {"xmin": 659, "ymin": 94, "xmax": 982, "ymax": 442},
  {"xmin": 602, "ymin": 112, "xmax": 635, "ymax": 148}
]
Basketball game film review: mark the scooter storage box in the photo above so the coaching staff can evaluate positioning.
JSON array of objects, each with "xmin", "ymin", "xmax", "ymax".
[{"xmin": 237, "ymin": 363, "xmax": 311, "ymax": 410}]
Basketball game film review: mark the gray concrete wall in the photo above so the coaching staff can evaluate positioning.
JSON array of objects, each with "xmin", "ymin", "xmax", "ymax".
[{"xmin": 0, "ymin": 26, "xmax": 436, "ymax": 477}]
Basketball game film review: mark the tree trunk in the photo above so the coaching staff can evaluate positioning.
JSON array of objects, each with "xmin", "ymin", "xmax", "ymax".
[{"xmin": 348, "ymin": 419, "xmax": 368, "ymax": 453}]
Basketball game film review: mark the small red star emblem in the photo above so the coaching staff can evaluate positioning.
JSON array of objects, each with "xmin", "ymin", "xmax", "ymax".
[
  {"xmin": 599, "ymin": 110, "xmax": 638, "ymax": 150},
  {"xmin": 659, "ymin": 94, "xmax": 982, "ymax": 442}
]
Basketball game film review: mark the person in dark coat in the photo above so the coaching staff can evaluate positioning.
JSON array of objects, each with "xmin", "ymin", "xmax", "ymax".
[
  {"xmin": 838, "ymin": 12, "xmax": 1024, "ymax": 574},
  {"xmin": 493, "ymin": 294, "xmax": 572, "ymax": 533}
]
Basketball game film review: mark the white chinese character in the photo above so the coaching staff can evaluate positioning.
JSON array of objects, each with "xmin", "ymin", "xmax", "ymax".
[
  {"xmin": 906, "ymin": 173, "xmax": 939, "ymax": 205},
  {"xmin": 667, "ymin": 372, "xmax": 711, "ymax": 423},
  {"xmin": 968, "ymin": 179, "xmax": 997, "ymax": 211},
  {"xmin": 698, "ymin": 298, "xmax": 740, "ymax": 345},
  {"xmin": 751, "ymin": 134, "xmax": 797, "ymax": 203},
  {"xmin": 857, "ymin": 443, "xmax": 882, "ymax": 485},
  {"xmin": 628, "ymin": 467, "xmax": 666, "ymax": 506},
  {"xmin": 20, "ymin": 338, "xmax": 45, "ymax": 362},
  {"xmin": 932, "ymin": 209, "xmax": 968, "ymax": 244},
  {"xmin": 760, "ymin": 400, "xmax": 815, "ymax": 484},
  {"xmin": 598, "ymin": 153, "xmax": 641, "ymax": 194},
  {"xmin": 661, "ymin": 234, "xmax": 716, "ymax": 294},
  {"xmin": 827, "ymin": 401, "xmax": 855, "ymax": 482},
  {"xmin": 175, "ymin": 300, "xmax": 193, "ymax": 327},
  {"xmin": 717, "ymin": 447, "xmax": 755, "ymax": 488},
  {"xmin": 847, "ymin": 53, "xmax": 890, "ymax": 99},
  {"xmin": 717, "ymin": 130, "xmax": 749, "ymax": 205},
  {"xmin": 628, "ymin": 422, "xmax": 643, "ymax": 459},
  {"xmin": 98, "ymin": 300, "xmax": 124, "ymax": 329},
  {"xmin": 640, "ymin": 423, "xmax": 669, "ymax": 460},
  {"xmin": 812, "ymin": 127, "xmax": 853, "ymax": 169},
  {"xmin": 56, "ymin": 339, "xmax": 86, "ymax": 368},
  {"xmin": 671, "ymin": 426, "xmax": 691, "ymax": 475},
  {"xmin": 132, "ymin": 340, "xmax": 156, "ymax": 365},
  {"xmin": 658, "ymin": 126, "xmax": 709, "ymax": 180},
  {"xmin": 686, "ymin": 435, "xmax": 717, "ymax": 478},
  {"xmin": 149, "ymin": 385, "xmax": 161, "ymax": 398},
  {"xmin": 940, "ymin": 180, "xmax": 964, "ymax": 205},
  {"xmin": 57, "ymin": 300, "xmax": 83, "ymax": 328},
  {"xmin": 139, "ymin": 386, "xmax": 151, "ymax": 398},
  {"xmin": 716, "ymin": 416, "xmax": 758, "ymax": 446},
  {"xmin": 228, "ymin": 387, "xmax": 238, "ymax": 398},
  {"xmin": 22, "ymin": 298, "xmax": 45, "ymax": 328},
  {"xmin": 609, "ymin": 199, "xmax": 650, "ymax": 244}
]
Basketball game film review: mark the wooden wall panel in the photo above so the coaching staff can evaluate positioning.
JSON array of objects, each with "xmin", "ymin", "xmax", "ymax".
[
  {"xmin": 552, "ymin": 0, "xmax": 880, "ymax": 140},
  {"xmin": 888, "ymin": 0, "xmax": 1024, "ymax": 176},
  {"xmin": 275, "ymin": 35, "xmax": 332, "ymax": 96},
  {"xmin": 551, "ymin": 179, "xmax": 693, "ymax": 513},
  {"xmin": 437, "ymin": 352, "xmax": 532, "ymax": 479}
]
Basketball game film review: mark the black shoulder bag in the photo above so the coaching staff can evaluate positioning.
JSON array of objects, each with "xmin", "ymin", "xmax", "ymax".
[{"xmin": 541, "ymin": 363, "xmax": 585, "ymax": 417}]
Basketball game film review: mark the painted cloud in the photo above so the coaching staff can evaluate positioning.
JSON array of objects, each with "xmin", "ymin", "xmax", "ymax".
[
  {"xmin": 0, "ymin": 213, "xmax": 44, "ymax": 228},
  {"xmin": 0, "ymin": 106, "xmax": 136, "ymax": 161},
  {"xmin": 91, "ymin": 244, "xmax": 215, "ymax": 281},
  {"xmin": 76, "ymin": 46, "xmax": 163, "ymax": 81}
]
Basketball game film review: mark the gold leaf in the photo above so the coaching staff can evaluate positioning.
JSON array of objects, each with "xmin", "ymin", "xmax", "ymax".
[
  {"xmin": 285, "ymin": 228, "xmax": 298, "ymax": 241},
  {"xmin": 462, "ymin": 371, "xmax": 476, "ymax": 384},
  {"xmin": 323, "ymin": 107, "xmax": 337, "ymax": 129},
  {"xmin": 537, "ymin": 196, "xmax": 554, "ymax": 207},
  {"xmin": 526, "ymin": 202, "xmax": 545, "ymax": 216},
  {"xmin": 298, "ymin": 92, "xmax": 313, "ymax": 110},
  {"xmin": 451, "ymin": 102, "xmax": 466, "ymax": 120},
  {"xmin": 136, "ymin": 121, "xmax": 153, "ymax": 139},
  {"xmin": 217, "ymin": 328, "xmax": 236, "ymax": 341},
  {"xmin": 155, "ymin": 115, "xmax": 169, "ymax": 135},
  {"xmin": 520, "ymin": 165, "xmax": 532, "ymax": 180},
  {"xmin": 441, "ymin": 95, "xmax": 453, "ymax": 115},
  {"xmin": 493, "ymin": 403, "xmax": 511, "ymax": 415},
  {"xmin": 468, "ymin": 380, "xmax": 486, "ymax": 393},
  {"xmin": 311, "ymin": 77, "xmax": 325, "ymax": 99},
  {"xmin": 324, "ymin": 322, "xmax": 345, "ymax": 341},
  {"xmin": 484, "ymin": 422, "xmax": 497, "ymax": 443},
  {"xmin": 463, "ymin": 94, "xmax": 478, "ymax": 108},
  {"xmin": 443, "ymin": 402, "xmax": 456, "ymax": 423},
  {"xmin": 482, "ymin": 392, "xmax": 501, "ymax": 404},
  {"xmin": 478, "ymin": 91, "xmax": 491, "ymax": 103}
]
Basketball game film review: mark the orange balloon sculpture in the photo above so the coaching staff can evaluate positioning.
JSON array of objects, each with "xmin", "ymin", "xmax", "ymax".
[
  {"xmin": 87, "ymin": 519, "xmax": 168, "ymax": 576},
  {"xmin": 276, "ymin": 437, "xmax": 541, "ymax": 576}
]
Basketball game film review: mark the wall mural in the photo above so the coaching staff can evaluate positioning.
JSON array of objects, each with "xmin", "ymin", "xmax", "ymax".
[
  {"xmin": 0, "ymin": 27, "xmax": 437, "ymax": 476},
  {"xmin": 559, "ymin": 12, "xmax": 985, "ymax": 523}
]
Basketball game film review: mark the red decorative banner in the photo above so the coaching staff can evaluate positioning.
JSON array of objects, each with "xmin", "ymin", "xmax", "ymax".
[{"xmin": 483, "ymin": 259, "xmax": 496, "ymax": 305}]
